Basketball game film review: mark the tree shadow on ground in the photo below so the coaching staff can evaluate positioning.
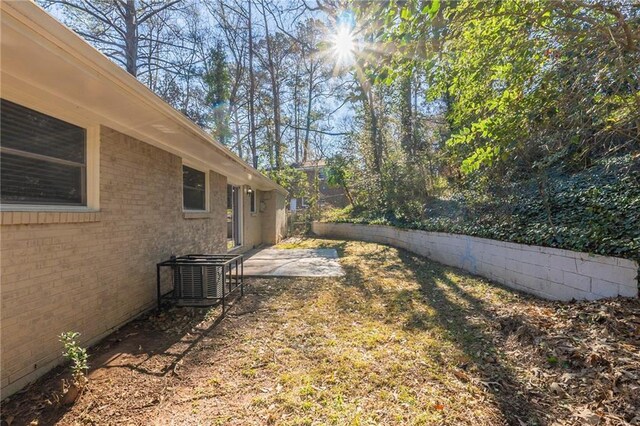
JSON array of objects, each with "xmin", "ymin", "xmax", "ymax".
[
  {"xmin": 338, "ymin": 242, "xmax": 397, "ymax": 296},
  {"xmin": 0, "ymin": 301, "xmax": 231, "ymax": 425},
  {"xmin": 0, "ymin": 278, "xmax": 292, "ymax": 426},
  {"xmin": 391, "ymin": 249, "xmax": 546, "ymax": 425},
  {"xmin": 394, "ymin": 248, "xmax": 640, "ymax": 425},
  {"xmin": 306, "ymin": 239, "xmax": 546, "ymax": 424}
]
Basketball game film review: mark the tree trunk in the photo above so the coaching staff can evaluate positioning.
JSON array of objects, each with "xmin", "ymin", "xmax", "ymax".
[
  {"xmin": 370, "ymin": 101, "xmax": 382, "ymax": 178},
  {"xmin": 124, "ymin": 0, "xmax": 138, "ymax": 76},
  {"xmin": 233, "ymin": 107, "xmax": 242, "ymax": 158},
  {"xmin": 343, "ymin": 184, "xmax": 355, "ymax": 206},
  {"xmin": 303, "ymin": 64, "xmax": 315, "ymax": 163},
  {"xmin": 248, "ymin": 0, "xmax": 258, "ymax": 168},
  {"xmin": 293, "ymin": 71, "xmax": 300, "ymax": 164},
  {"xmin": 261, "ymin": 7, "xmax": 282, "ymax": 169},
  {"xmin": 400, "ymin": 72, "xmax": 413, "ymax": 156}
]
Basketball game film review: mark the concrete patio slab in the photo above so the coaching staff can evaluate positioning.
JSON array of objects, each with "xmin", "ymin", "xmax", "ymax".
[{"xmin": 243, "ymin": 248, "xmax": 344, "ymax": 277}]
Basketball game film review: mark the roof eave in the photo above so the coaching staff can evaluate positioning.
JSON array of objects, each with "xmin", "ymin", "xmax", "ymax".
[{"xmin": 0, "ymin": 1, "xmax": 287, "ymax": 195}]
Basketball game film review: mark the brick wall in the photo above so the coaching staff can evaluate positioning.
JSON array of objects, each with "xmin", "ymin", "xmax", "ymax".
[
  {"xmin": 0, "ymin": 127, "xmax": 230, "ymax": 397},
  {"xmin": 312, "ymin": 222, "xmax": 638, "ymax": 301}
]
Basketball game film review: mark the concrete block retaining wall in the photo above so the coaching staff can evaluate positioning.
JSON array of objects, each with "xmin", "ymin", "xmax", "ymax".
[{"xmin": 312, "ymin": 222, "xmax": 638, "ymax": 301}]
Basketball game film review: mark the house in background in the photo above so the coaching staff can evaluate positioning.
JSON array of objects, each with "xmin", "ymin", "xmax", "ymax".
[
  {"xmin": 0, "ymin": 1, "xmax": 286, "ymax": 398},
  {"xmin": 289, "ymin": 160, "xmax": 348, "ymax": 212}
]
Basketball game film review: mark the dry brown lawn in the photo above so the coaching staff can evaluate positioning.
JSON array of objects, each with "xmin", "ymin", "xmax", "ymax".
[{"xmin": 2, "ymin": 238, "xmax": 639, "ymax": 425}]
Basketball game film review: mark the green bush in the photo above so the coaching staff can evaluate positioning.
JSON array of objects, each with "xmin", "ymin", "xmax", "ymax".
[{"xmin": 325, "ymin": 155, "xmax": 640, "ymax": 261}]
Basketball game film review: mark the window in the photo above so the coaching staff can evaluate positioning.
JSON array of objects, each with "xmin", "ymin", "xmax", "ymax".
[
  {"xmin": 249, "ymin": 189, "xmax": 257, "ymax": 214},
  {"xmin": 182, "ymin": 165, "xmax": 206, "ymax": 211},
  {"xmin": 0, "ymin": 99, "xmax": 87, "ymax": 206}
]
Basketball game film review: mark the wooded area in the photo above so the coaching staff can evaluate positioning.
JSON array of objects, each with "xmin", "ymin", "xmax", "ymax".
[
  {"xmin": 325, "ymin": 0, "xmax": 639, "ymax": 260},
  {"xmin": 41, "ymin": 0, "xmax": 640, "ymax": 259}
]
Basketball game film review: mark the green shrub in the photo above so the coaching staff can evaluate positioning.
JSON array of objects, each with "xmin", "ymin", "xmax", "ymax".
[{"xmin": 325, "ymin": 155, "xmax": 640, "ymax": 261}]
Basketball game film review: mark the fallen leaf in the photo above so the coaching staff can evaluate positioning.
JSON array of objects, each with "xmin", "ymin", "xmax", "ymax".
[
  {"xmin": 550, "ymin": 382, "xmax": 563, "ymax": 394},
  {"xmin": 574, "ymin": 408, "xmax": 601, "ymax": 425},
  {"xmin": 453, "ymin": 369, "xmax": 469, "ymax": 382}
]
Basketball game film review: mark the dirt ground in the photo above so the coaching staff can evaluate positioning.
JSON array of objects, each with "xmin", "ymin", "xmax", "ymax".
[{"xmin": 1, "ymin": 238, "xmax": 639, "ymax": 425}]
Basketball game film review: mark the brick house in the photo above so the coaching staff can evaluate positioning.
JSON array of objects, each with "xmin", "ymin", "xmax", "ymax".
[
  {"xmin": 0, "ymin": 2, "xmax": 287, "ymax": 397},
  {"xmin": 289, "ymin": 161, "xmax": 348, "ymax": 212}
]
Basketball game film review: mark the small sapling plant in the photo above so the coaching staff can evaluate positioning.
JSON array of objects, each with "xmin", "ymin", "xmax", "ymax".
[
  {"xmin": 59, "ymin": 331, "xmax": 89, "ymax": 404},
  {"xmin": 60, "ymin": 331, "xmax": 89, "ymax": 381}
]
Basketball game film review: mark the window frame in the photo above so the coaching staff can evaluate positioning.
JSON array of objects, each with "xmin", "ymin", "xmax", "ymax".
[
  {"xmin": 181, "ymin": 162, "xmax": 209, "ymax": 212},
  {"xmin": 0, "ymin": 98, "xmax": 100, "ymax": 212}
]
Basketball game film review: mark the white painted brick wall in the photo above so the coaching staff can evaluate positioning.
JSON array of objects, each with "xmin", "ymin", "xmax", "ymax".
[{"xmin": 312, "ymin": 222, "xmax": 638, "ymax": 301}]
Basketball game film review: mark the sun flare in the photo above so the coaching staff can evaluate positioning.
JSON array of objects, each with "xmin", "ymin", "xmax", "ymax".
[{"xmin": 331, "ymin": 25, "xmax": 355, "ymax": 65}]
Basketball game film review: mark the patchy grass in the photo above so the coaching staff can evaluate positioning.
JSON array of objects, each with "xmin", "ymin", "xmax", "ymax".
[{"xmin": 2, "ymin": 239, "xmax": 638, "ymax": 425}]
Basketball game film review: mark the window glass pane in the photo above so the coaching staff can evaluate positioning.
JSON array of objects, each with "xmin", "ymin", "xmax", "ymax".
[
  {"xmin": 183, "ymin": 165, "xmax": 206, "ymax": 210},
  {"xmin": 183, "ymin": 187, "xmax": 205, "ymax": 210},
  {"xmin": 183, "ymin": 165, "xmax": 205, "ymax": 190},
  {"xmin": 1, "ymin": 152, "xmax": 84, "ymax": 204},
  {"xmin": 1, "ymin": 99, "xmax": 85, "ymax": 164}
]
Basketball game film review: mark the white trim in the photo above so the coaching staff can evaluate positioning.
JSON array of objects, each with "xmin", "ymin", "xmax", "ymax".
[
  {"xmin": 86, "ymin": 125, "xmax": 100, "ymax": 210},
  {"xmin": 0, "ymin": 205, "xmax": 98, "ymax": 212},
  {"xmin": 0, "ymin": 99, "xmax": 100, "ymax": 211},
  {"xmin": 181, "ymin": 161, "xmax": 209, "ymax": 213},
  {"xmin": 183, "ymin": 212, "xmax": 213, "ymax": 220}
]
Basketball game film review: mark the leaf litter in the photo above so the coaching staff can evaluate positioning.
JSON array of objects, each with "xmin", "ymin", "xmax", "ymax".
[{"xmin": 1, "ymin": 238, "xmax": 638, "ymax": 425}]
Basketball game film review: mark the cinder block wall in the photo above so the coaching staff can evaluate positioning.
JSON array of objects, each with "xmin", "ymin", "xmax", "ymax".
[
  {"xmin": 312, "ymin": 222, "xmax": 638, "ymax": 301},
  {"xmin": 0, "ymin": 127, "xmax": 228, "ymax": 397}
]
